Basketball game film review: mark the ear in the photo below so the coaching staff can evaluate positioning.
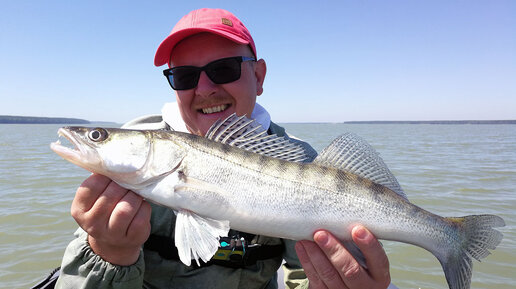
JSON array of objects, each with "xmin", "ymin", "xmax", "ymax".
[{"xmin": 254, "ymin": 59, "xmax": 267, "ymax": 96}]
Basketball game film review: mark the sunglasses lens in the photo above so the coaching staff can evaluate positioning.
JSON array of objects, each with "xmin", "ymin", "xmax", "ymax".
[
  {"xmin": 206, "ymin": 58, "xmax": 241, "ymax": 84},
  {"xmin": 169, "ymin": 67, "xmax": 200, "ymax": 90}
]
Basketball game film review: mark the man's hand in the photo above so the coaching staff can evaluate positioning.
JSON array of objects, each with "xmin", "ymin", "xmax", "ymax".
[
  {"xmin": 71, "ymin": 174, "xmax": 152, "ymax": 266},
  {"xmin": 295, "ymin": 226, "xmax": 391, "ymax": 289}
]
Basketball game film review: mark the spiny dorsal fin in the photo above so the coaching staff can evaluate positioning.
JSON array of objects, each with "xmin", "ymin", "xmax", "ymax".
[
  {"xmin": 206, "ymin": 114, "xmax": 308, "ymax": 162},
  {"xmin": 315, "ymin": 132, "xmax": 407, "ymax": 200}
]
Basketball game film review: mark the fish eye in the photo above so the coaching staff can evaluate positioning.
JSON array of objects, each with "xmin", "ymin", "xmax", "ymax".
[{"xmin": 88, "ymin": 128, "xmax": 108, "ymax": 142}]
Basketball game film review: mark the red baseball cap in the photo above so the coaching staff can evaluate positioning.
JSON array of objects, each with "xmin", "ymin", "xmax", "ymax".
[{"xmin": 154, "ymin": 8, "xmax": 257, "ymax": 67}]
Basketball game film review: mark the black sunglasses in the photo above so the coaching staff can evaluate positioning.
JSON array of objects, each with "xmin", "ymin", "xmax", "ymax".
[{"xmin": 163, "ymin": 56, "xmax": 256, "ymax": 90}]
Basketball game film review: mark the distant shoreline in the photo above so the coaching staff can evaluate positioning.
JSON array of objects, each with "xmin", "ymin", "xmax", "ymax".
[
  {"xmin": 0, "ymin": 115, "xmax": 90, "ymax": 124},
  {"xmin": 2, "ymin": 115, "xmax": 515, "ymax": 125},
  {"xmin": 341, "ymin": 120, "xmax": 516, "ymax": 125}
]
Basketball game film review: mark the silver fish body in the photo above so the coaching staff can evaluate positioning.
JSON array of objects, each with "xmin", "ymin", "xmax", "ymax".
[
  {"xmin": 171, "ymin": 134, "xmax": 434, "ymax": 243},
  {"xmin": 50, "ymin": 115, "xmax": 504, "ymax": 289}
]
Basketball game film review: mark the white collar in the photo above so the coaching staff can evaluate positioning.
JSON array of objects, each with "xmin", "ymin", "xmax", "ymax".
[{"xmin": 161, "ymin": 102, "xmax": 271, "ymax": 133}]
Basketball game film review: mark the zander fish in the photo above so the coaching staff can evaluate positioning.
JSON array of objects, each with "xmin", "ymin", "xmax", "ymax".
[{"xmin": 50, "ymin": 114, "xmax": 504, "ymax": 289}]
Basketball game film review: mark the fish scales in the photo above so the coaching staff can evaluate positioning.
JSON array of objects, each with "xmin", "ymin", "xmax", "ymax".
[{"xmin": 176, "ymin": 132, "xmax": 451, "ymax": 250}]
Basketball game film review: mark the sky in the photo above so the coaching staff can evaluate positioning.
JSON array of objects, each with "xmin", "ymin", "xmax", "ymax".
[{"xmin": 1, "ymin": 0, "xmax": 515, "ymax": 123}]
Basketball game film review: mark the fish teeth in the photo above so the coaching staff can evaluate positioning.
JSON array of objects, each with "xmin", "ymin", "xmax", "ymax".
[
  {"xmin": 55, "ymin": 129, "xmax": 78, "ymax": 151},
  {"xmin": 202, "ymin": 105, "xmax": 228, "ymax": 114}
]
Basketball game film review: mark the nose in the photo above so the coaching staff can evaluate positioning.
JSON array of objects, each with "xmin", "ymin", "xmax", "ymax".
[{"xmin": 195, "ymin": 71, "xmax": 217, "ymax": 96}]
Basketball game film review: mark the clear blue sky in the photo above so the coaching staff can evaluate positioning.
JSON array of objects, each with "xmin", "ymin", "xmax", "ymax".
[{"xmin": 1, "ymin": 0, "xmax": 515, "ymax": 123}]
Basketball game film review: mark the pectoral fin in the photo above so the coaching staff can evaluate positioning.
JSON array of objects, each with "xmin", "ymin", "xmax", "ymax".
[{"xmin": 174, "ymin": 209, "xmax": 230, "ymax": 266}]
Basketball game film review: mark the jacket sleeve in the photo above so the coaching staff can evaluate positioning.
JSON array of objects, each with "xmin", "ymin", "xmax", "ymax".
[
  {"xmin": 55, "ymin": 228, "xmax": 145, "ymax": 289},
  {"xmin": 282, "ymin": 239, "xmax": 310, "ymax": 289}
]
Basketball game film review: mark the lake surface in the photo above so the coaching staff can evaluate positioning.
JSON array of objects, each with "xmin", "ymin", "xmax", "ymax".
[{"xmin": 1, "ymin": 123, "xmax": 514, "ymax": 288}]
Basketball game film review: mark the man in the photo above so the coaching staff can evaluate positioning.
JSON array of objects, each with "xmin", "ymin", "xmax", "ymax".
[{"xmin": 56, "ymin": 8, "xmax": 391, "ymax": 289}]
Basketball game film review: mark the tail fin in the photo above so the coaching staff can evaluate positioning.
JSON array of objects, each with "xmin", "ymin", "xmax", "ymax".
[{"xmin": 439, "ymin": 215, "xmax": 505, "ymax": 289}]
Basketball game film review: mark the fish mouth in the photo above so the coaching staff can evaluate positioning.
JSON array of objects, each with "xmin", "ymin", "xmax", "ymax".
[{"xmin": 50, "ymin": 128, "xmax": 84, "ymax": 162}]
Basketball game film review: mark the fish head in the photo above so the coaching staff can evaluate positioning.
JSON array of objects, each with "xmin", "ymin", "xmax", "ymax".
[{"xmin": 50, "ymin": 127, "xmax": 153, "ymax": 185}]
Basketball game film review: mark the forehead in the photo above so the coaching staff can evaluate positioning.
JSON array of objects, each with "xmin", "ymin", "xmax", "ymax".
[{"xmin": 170, "ymin": 33, "xmax": 252, "ymax": 66}]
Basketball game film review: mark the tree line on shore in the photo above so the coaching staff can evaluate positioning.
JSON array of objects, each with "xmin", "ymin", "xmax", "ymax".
[{"xmin": 0, "ymin": 115, "xmax": 90, "ymax": 124}]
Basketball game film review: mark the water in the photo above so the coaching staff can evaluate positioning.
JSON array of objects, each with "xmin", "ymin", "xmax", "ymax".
[{"xmin": 1, "ymin": 123, "xmax": 515, "ymax": 288}]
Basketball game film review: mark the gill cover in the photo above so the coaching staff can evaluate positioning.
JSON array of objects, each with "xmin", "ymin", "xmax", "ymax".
[
  {"xmin": 89, "ymin": 128, "xmax": 151, "ymax": 173},
  {"xmin": 87, "ymin": 128, "xmax": 188, "ymax": 189}
]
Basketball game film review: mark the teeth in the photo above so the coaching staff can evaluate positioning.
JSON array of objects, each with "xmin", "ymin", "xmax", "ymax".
[
  {"xmin": 202, "ymin": 104, "xmax": 228, "ymax": 114},
  {"xmin": 55, "ymin": 129, "xmax": 78, "ymax": 151}
]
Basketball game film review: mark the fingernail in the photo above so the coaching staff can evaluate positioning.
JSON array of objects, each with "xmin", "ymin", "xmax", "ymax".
[
  {"xmin": 354, "ymin": 226, "xmax": 368, "ymax": 240},
  {"xmin": 314, "ymin": 231, "xmax": 329, "ymax": 246}
]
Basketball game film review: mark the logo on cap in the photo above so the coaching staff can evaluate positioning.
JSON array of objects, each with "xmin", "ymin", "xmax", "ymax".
[{"xmin": 221, "ymin": 18, "xmax": 233, "ymax": 27}]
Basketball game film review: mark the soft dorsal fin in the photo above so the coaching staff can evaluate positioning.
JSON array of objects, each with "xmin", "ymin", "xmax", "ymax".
[
  {"xmin": 315, "ymin": 132, "xmax": 407, "ymax": 200},
  {"xmin": 206, "ymin": 114, "xmax": 307, "ymax": 162}
]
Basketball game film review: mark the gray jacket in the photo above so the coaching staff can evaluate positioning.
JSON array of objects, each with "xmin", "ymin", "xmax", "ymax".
[{"xmin": 56, "ymin": 115, "xmax": 317, "ymax": 289}]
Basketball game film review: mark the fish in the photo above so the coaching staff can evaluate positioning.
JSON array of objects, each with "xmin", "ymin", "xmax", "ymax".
[{"xmin": 50, "ymin": 114, "xmax": 504, "ymax": 289}]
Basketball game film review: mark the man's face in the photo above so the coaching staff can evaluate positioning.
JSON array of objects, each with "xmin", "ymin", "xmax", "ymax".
[{"xmin": 170, "ymin": 33, "xmax": 266, "ymax": 136}]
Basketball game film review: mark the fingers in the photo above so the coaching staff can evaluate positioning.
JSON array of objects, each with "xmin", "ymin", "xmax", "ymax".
[
  {"xmin": 71, "ymin": 174, "xmax": 110, "ymax": 215},
  {"xmin": 351, "ymin": 226, "xmax": 391, "ymax": 287},
  {"xmin": 296, "ymin": 240, "xmax": 337, "ymax": 289},
  {"xmin": 315, "ymin": 230, "xmax": 366, "ymax": 288},
  {"xmin": 109, "ymin": 192, "xmax": 152, "ymax": 244},
  {"xmin": 72, "ymin": 176, "xmax": 127, "ymax": 235},
  {"xmin": 296, "ymin": 233, "xmax": 349, "ymax": 289},
  {"xmin": 107, "ymin": 190, "xmax": 144, "ymax": 235},
  {"xmin": 71, "ymin": 174, "xmax": 151, "ymax": 242},
  {"xmin": 296, "ymin": 227, "xmax": 391, "ymax": 289},
  {"xmin": 89, "ymin": 182, "xmax": 129, "ymax": 228},
  {"xmin": 127, "ymin": 200, "xmax": 152, "ymax": 242}
]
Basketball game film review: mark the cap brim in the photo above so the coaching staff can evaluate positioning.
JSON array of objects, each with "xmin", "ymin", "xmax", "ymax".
[{"xmin": 154, "ymin": 28, "xmax": 249, "ymax": 67}]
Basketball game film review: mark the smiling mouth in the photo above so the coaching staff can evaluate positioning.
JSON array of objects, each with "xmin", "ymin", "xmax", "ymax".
[{"xmin": 200, "ymin": 104, "xmax": 230, "ymax": 114}]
